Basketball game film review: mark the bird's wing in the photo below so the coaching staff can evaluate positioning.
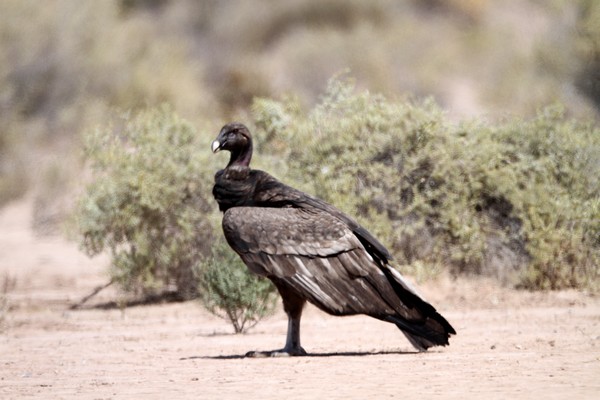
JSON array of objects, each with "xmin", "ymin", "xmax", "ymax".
[
  {"xmin": 223, "ymin": 207, "xmax": 360, "ymax": 258},
  {"xmin": 252, "ymin": 170, "xmax": 393, "ymax": 265},
  {"xmin": 222, "ymin": 207, "xmax": 412, "ymax": 317}
]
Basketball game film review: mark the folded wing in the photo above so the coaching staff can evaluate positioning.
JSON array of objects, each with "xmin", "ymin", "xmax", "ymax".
[{"xmin": 222, "ymin": 207, "xmax": 443, "ymax": 327}]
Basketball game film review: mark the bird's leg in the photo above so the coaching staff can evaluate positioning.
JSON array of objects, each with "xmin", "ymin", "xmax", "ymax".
[
  {"xmin": 280, "ymin": 307, "xmax": 306, "ymax": 356},
  {"xmin": 246, "ymin": 284, "xmax": 307, "ymax": 358}
]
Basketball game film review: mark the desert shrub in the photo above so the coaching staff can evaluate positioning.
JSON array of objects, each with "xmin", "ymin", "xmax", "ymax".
[
  {"xmin": 252, "ymin": 77, "xmax": 600, "ymax": 290},
  {"xmin": 494, "ymin": 107, "xmax": 600, "ymax": 289},
  {"xmin": 197, "ymin": 238, "xmax": 278, "ymax": 333},
  {"xmin": 0, "ymin": 0, "xmax": 210, "ymax": 124},
  {"xmin": 0, "ymin": 274, "xmax": 16, "ymax": 332},
  {"xmin": 32, "ymin": 154, "xmax": 82, "ymax": 236},
  {"xmin": 2, "ymin": 0, "xmax": 599, "ymax": 217},
  {"xmin": 215, "ymin": 0, "xmax": 391, "ymax": 49},
  {"xmin": 76, "ymin": 106, "xmax": 215, "ymax": 299},
  {"xmin": 0, "ymin": 130, "xmax": 28, "ymax": 207},
  {"xmin": 0, "ymin": 0, "xmax": 213, "ymax": 216},
  {"xmin": 575, "ymin": 0, "xmax": 600, "ymax": 109}
]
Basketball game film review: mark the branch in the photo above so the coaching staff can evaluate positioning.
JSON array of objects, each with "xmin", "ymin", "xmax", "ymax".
[{"xmin": 69, "ymin": 279, "xmax": 115, "ymax": 310}]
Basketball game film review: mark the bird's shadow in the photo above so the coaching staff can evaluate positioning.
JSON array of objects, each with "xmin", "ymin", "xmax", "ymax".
[{"xmin": 181, "ymin": 349, "xmax": 420, "ymax": 360}]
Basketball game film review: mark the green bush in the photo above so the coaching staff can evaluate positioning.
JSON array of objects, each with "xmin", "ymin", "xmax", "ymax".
[
  {"xmin": 252, "ymin": 77, "xmax": 600, "ymax": 290},
  {"xmin": 197, "ymin": 238, "xmax": 278, "ymax": 333},
  {"xmin": 76, "ymin": 106, "xmax": 215, "ymax": 299},
  {"xmin": 76, "ymin": 105, "xmax": 281, "ymax": 328}
]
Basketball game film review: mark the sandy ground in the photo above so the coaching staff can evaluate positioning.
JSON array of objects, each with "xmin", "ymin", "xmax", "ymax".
[{"xmin": 1, "ymin": 199, "xmax": 599, "ymax": 399}]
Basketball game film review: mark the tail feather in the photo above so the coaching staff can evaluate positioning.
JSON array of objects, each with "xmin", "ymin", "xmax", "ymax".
[
  {"xmin": 401, "ymin": 331, "xmax": 438, "ymax": 352},
  {"xmin": 382, "ymin": 266, "xmax": 456, "ymax": 350},
  {"xmin": 386, "ymin": 312, "xmax": 454, "ymax": 351}
]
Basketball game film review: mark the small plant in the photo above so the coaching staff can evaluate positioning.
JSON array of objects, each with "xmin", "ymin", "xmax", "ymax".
[
  {"xmin": 76, "ymin": 106, "xmax": 216, "ymax": 299},
  {"xmin": 198, "ymin": 238, "xmax": 278, "ymax": 333},
  {"xmin": 0, "ymin": 274, "xmax": 16, "ymax": 332}
]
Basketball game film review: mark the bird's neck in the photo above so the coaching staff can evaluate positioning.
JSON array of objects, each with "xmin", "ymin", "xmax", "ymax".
[{"xmin": 227, "ymin": 143, "xmax": 253, "ymax": 168}]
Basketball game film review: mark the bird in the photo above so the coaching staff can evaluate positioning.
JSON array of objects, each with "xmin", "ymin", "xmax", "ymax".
[{"xmin": 211, "ymin": 122, "xmax": 456, "ymax": 357}]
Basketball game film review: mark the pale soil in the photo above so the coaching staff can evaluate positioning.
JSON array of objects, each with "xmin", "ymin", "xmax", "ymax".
[{"xmin": 1, "ymin": 199, "xmax": 599, "ymax": 399}]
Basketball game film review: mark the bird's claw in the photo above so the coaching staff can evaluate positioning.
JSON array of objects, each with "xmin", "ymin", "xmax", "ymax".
[{"xmin": 245, "ymin": 347, "xmax": 307, "ymax": 358}]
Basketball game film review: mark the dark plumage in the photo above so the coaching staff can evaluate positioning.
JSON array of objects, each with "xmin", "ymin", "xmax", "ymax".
[{"xmin": 211, "ymin": 122, "xmax": 455, "ymax": 356}]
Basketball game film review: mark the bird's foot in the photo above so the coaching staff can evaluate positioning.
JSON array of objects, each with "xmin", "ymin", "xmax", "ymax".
[{"xmin": 245, "ymin": 346, "xmax": 307, "ymax": 358}]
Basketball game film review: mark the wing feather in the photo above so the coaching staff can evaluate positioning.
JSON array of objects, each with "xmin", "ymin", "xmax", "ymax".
[
  {"xmin": 223, "ymin": 207, "xmax": 360, "ymax": 258},
  {"xmin": 222, "ymin": 206, "xmax": 406, "ymax": 317}
]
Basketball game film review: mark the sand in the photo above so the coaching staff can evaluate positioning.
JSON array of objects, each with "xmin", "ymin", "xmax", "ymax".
[{"xmin": 1, "ymin": 199, "xmax": 599, "ymax": 399}]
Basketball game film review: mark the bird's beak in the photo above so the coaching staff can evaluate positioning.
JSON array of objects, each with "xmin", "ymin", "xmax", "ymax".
[{"xmin": 211, "ymin": 140, "xmax": 221, "ymax": 153}]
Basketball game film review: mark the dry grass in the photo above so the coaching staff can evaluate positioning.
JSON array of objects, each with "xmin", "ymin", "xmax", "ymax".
[{"xmin": 0, "ymin": 274, "xmax": 16, "ymax": 332}]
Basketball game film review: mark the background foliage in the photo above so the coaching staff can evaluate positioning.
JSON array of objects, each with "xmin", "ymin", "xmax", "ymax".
[
  {"xmin": 253, "ymin": 78, "xmax": 600, "ymax": 290},
  {"xmin": 1, "ymin": 0, "xmax": 599, "ymax": 297},
  {"xmin": 77, "ymin": 107, "xmax": 215, "ymax": 299},
  {"xmin": 76, "ymin": 106, "xmax": 277, "ymax": 329}
]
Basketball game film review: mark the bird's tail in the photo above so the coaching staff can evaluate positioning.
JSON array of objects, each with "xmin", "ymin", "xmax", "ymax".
[
  {"xmin": 382, "ymin": 267, "xmax": 456, "ymax": 351},
  {"xmin": 387, "ymin": 315, "xmax": 454, "ymax": 351}
]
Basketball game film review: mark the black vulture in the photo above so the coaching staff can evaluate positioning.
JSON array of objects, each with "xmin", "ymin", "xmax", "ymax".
[{"xmin": 211, "ymin": 122, "xmax": 456, "ymax": 356}]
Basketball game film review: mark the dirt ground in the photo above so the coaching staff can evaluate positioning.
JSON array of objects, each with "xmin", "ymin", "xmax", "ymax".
[{"xmin": 1, "ymin": 199, "xmax": 599, "ymax": 399}]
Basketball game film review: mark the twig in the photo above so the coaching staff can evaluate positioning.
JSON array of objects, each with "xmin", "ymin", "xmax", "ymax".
[{"xmin": 70, "ymin": 279, "xmax": 115, "ymax": 310}]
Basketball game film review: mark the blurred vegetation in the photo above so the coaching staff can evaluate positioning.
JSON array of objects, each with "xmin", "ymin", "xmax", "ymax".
[
  {"xmin": 253, "ymin": 77, "xmax": 600, "ymax": 290},
  {"xmin": 76, "ymin": 107, "xmax": 215, "ymax": 299},
  {"xmin": 197, "ymin": 238, "xmax": 278, "ymax": 333},
  {"xmin": 575, "ymin": 0, "xmax": 600, "ymax": 109},
  {"xmin": 1, "ymin": 0, "xmax": 599, "ymax": 292},
  {"xmin": 0, "ymin": 274, "xmax": 16, "ymax": 332},
  {"xmin": 77, "ymin": 78, "xmax": 598, "ymax": 300},
  {"xmin": 0, "ymin": 131, "xmax": 28, "ymax": 206},
  {"xmin": 0, "ymin": 0, "xmax": 212, "ymax": 214}
]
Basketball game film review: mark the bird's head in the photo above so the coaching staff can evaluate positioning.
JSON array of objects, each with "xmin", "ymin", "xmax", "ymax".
[{"xmin": 212, "ymin": 122, "xmax": 253, "ymax": 167}]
